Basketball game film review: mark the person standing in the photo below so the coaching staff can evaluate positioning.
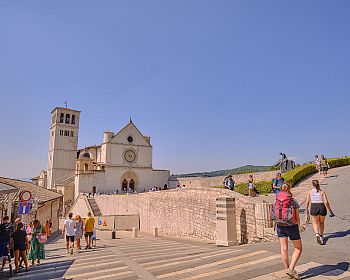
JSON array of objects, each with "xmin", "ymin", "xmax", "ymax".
[
  {"xmin": 274, "ymin": 183, "xmax": 302, "ymax": 280},
  {"xmin": 75, "ymin": 215, "xmax": 84, "ymax": 253},
  {"xmin": 84, "ymin": 212, "xmax": 95, "ymax": 249},
  {"xmin": 63, "ymin": 213, "xmax": 76, "ymax": 255},
  {"xmin": 272, "ymin": 172, "xmax": 285, "ymax": 195},
  {"xmin": 0, "ymin": 216, "xmax": 14, "ymax": 272},
  {"xmin": 305, "ymin": 180, "xmax": 334, "ymax": 245},
  {"xmin": 11, "ymin": 222, "xmax": 29, "ymax": 273},
  {"xmin": 28, "ymin": 220, "xmax": 45, "ymax": 266},
  {"xmin": 224, "ymin": 175, "xmax": 235, "ymax": 191},
  {"xmin": 320, "ymin": 155, "xmax": 330, "ymax": 177},
  {"xmin": 248, "ymin": 175, "xmax": 256, "ymax": 197}
]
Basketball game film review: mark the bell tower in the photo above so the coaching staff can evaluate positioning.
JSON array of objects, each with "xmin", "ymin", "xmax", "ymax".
[{"xmin": 47, "ymin": 107, "xmax": 80, "ymax": 189}]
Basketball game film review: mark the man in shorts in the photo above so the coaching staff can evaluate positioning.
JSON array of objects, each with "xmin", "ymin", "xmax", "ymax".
[
  {"xmin": 63, "ymin": 213, "xmax": 76, "ymax": 255},
  {"xmin": 84, "ymin": 212, "xmax": 95, "ymax": 249}
]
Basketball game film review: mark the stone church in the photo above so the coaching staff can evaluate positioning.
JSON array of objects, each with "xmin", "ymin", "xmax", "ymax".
[{"xmin": 33, "ymin": 107, "xmax": 170, "ymax": 212}]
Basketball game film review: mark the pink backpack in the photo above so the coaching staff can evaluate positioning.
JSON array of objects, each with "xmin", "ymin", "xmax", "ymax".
[{"xmin": 272, "ymin": 192, "xmax": 297, "ymax": 226}]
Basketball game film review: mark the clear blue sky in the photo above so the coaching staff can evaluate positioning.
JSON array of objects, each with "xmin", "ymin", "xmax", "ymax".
[{"xmin": 1, "ymin": 1, "xmax": 349, "ymax": 178}]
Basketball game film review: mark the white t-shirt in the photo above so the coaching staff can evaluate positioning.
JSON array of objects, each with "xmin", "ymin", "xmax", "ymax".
[{"xmin": 64, "ymin": 219, "xmax": 76, "ymax": 236}]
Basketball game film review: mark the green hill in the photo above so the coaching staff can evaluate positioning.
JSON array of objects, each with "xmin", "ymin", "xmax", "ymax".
[{"xmin": 173, "ymin": 165, "xmax": 272, "ymax": 178}]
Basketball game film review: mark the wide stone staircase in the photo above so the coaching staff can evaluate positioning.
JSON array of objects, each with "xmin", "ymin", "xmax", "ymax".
[{"xmin": 87, "ymin": 197, "xmax": 102, "ymax": 216}]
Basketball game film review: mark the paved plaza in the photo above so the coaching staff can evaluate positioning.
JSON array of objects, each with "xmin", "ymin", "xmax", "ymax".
[{"xmin": 1, "ymin": 167, "xmax": 350, "ymax": 280}]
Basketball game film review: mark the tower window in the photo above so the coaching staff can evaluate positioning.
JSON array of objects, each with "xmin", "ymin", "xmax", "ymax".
[
  {"xmin": 64, "ymin": 130, "xmax": 68, "ymax": 136},
  {"xmin": 70, "ymin": 131, "xmax": 74, "ymax": 137},
  {"xmin": 71, "ymin": 115, "xmax": 76, "ymax": 124},
  {"xmin": 84, "ymin": 163, "xmax": 89, "ymax": 172},
  {"xmin": 60, "ymin": 113, "xmax": 64, "ymax": 123},
  {"xmin": 65, "ymin": 114, "xmax": 70, "ymax": 124},
  {"xmin": 59, "ymin": 130, "xmax": 63, "ymax": 136}
]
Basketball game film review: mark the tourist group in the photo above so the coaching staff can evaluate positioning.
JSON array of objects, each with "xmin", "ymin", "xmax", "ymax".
[{"xmin": 0, "ymin": 217, "xmax": 52, "ymax": 274}]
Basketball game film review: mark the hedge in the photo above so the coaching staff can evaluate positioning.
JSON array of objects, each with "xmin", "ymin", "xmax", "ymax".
[{"xmin": 213, "ymin": 156, "xmax": 350, "ymax": 195}]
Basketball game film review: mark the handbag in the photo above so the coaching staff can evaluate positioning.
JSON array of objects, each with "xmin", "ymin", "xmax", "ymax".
[{"xmin": 37, "ymin": 233, "xmax": 47, "ymax": 244}]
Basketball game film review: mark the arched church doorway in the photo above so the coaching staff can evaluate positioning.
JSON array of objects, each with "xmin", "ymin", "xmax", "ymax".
[
  {"xmin": 122, "ymin": 179, "xmax": 128, "ymax": 193},
  {"xmin": 120, "ymin": 170, "xmax": 138, "ymax": 193},
  {"xmin": 129, "ymin": 179, "xmax": 135, "ymax": 193},
  {"xmin": 92, "ymin": 186, "xmax": 96, "ymax": 194}
]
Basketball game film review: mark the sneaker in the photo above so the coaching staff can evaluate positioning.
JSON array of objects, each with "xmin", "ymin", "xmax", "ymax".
[
  {"xmin": 316, "ymin": 234, "xmax": 322, "ymax": 245},
  {"xmin": 85, "ymin": 245, "xmax": 89, "ymax": 249},
  {"xmin": 286, "ymin": 268, "xmax": 301, "ymax": 280},
  {"xmin": 285, "ymin": 269, "xmax": 293, "ymax": 279},
  {"xmin": 319, "ymin": 235, "xmax": 325, "ymax": 245}
]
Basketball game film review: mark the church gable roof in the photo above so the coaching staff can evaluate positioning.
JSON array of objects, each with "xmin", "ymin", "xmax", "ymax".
[{"xmin": 109, "ymin": 120, "xmax": 151, "ymax": 147}]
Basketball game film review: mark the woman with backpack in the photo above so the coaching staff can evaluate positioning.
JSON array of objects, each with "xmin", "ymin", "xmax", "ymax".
[
  {"xmin": 28, "ymin": 220, "xmax": 46, "ymax": 266},
  {"xmin": 305, "ymin": 180, "xmax": 334, "ymax": 245},
  {"xmin": 274, "ymin": 183, "xmax": 302, "ymax": 280}
]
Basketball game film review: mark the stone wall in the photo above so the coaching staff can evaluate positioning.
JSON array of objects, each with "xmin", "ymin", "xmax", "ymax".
[
  {"xmin": 175, "ymin": 170, "xmax": 277, "ymax": 188},
  {"xmin": 70, "ymin": 187, "xmax": 276, "ymax": 243}
]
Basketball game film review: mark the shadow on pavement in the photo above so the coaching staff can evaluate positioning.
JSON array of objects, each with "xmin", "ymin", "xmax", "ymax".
[
  {"xmin": 301, "ymin": 262, "xmax": 350, "ymax": 279},
  {"xmin": 323, "ymin": 229, "xmax": 350, "ymax": 244}
]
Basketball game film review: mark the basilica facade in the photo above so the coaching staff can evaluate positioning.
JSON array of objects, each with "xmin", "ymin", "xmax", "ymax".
[{"xmin": 33, "ymin": 107, "xmax": 170, "ymax": 211}]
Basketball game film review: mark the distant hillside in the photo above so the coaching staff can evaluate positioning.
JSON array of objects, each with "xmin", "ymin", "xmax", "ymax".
[{"xmin": 173, "ymin": 165, "xmax": 272, "ymax": 178}]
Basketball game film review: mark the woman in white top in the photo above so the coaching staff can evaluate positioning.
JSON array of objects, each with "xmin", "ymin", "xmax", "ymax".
[{"xmin": 306, "ymin": 180, "xmax": 334, "ymax": 245}]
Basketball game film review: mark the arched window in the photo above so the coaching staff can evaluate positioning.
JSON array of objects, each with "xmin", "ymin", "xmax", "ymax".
[
  {"xmin": 71, "ymin": 115, "xmax": 76, "ymax": 124},
  {"xmin": 65, "ymin": 114, "xmax": 70, "ymax": 124},
  {"xmin": 60, "ymin": 113, "xmax": 64, "ymax": 123},
  {"xmin": 92, "ymin": 186, "xmax": 96, "ymax": 194},
  {"xmin": 84, "ymin": 163, "xmax": 89, "ymax": 172}
]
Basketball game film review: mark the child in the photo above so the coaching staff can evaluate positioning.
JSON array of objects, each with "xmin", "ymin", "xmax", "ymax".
[
  {"xmin": 11, "ymin": 222, "xmax": 29, "ymax": 273},
  {"xmin": 92, "ymin": 228, "xmax": 97, "ymax": 248}
]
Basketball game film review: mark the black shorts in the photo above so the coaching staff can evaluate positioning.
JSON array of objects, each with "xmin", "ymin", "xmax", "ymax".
[
  {"xmin": 66, "ymin": 235, "xmax": 75, "ymax": 242},
  {"xmin": 276, "ymin": 224, "xmax": 301, "ymax": 241},
  {"xmin": 310, "ymin": 203, "xmax": 327, "ymax": 216},
  {"xmin": 321, "ymin": 166, "xmax": 328, "ymax": 172},
  {"xmin": 84, "ymin": 232, "xmax": 93, "ymax": 238}
]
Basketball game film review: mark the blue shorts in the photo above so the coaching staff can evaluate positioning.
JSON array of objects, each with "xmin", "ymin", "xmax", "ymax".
[
  {"xmin": 276, "ymin": 224, "xmax": 301, "ymax": 241},
  {"xmin": 0, "ymin": 241, "xmax": 9, "ymax": 258}
]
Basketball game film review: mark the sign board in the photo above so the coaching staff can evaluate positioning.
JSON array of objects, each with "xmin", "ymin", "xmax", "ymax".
[
  {"xmin": 19, "ymin": 202, "xmax": 31, "ymax": 215},
  {"xmin": 19, "ymin": 191, "xmax": 32, "ymax": 202}
]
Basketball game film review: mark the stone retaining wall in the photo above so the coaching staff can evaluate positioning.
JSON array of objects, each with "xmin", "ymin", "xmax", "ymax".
[
  {"xmin": 72, "ymin": 187, "xmax": 277, "ymax": 243},
  {"xmin": 176, "ymin": 170, "xmax": 277, "ymax": 188}
]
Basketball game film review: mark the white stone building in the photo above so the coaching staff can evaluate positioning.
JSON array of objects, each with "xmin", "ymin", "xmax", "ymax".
[
  {"xmin": 33, "ymin": 107, "xmax": 170, "ymax": 210},
  {"xmin": 74, "ymin": 119, "xmax": 170, "ymax": 198}
]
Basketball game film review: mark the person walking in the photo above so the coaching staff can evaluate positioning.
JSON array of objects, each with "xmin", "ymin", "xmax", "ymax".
[
  {"xmin": 305, "ymin": 180, "xmax": 334, "ymax": 245},
  {"xmin": 0, "ymin": 216, "xmax": 14, "ymax": 272},
  {"xmin": 248, "ymin": 174, "xmax": 256, "ymax": 197},
  {"xmin": 11, "ymin": 222, "xmax": 29, "ymax": 273},
  {"xmin": 273, "ymin": 183, "xmax": 302, "ymax": 280},
  {"xmin": 319, "ymin": 155, "xmax": 330, "ymax": 177},
  {"xmin": 314, "ymin": 155, "xmax": 321, "ymax": 175},
  {"xmin": 84, "ymin": 212, "xmax": 95, "ymax": 249},
  {"xmin": 28, "ymin": 220, "xmax": 46, "ymax": 266},
  {"xmin": 75, "ymin": 215, "xmax": 84, "ymax": 253},
  {"xmin": 63, "ymin": 213, "xmax": 76, "ymax": 255},
  {"xmin": 272, "ymin": 172, "xmax": 284, "ymax": 195}
]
